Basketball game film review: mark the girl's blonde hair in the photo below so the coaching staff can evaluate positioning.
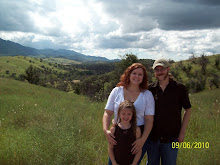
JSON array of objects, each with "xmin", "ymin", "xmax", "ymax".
[{"xmin": 115, "ymin": 100, "xmax": 137, "ymax": 136}]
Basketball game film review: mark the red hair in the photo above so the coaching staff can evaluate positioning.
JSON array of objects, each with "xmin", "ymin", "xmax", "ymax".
[{"xmin": 116, "ymin": 63, "xmax": 148, "ymax": 90}]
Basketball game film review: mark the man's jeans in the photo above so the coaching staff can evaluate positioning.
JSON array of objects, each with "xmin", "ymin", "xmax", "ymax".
[{"xmin": 147, "ymin": 139, "xmax": 179, "ymax": 165}]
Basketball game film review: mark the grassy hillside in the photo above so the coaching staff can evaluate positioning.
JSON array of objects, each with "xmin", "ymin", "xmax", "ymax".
[
  {"xmin": 0, "ymin": 56, "xmax": 67, "ymax": 78},
  {"xmin": 170, "ymin": 54, "xmax": 220, "ymax": 92},
  {"xmin": 0, "ymin": 78, "xmax": 107, "ymax": 164},
  {"xmin": 43, "ymin": 57, "xmax": 81, "ymax": 65},
  {"xmin": 0, "ymin": 77, "xmax": 219, "ymax": 164}
]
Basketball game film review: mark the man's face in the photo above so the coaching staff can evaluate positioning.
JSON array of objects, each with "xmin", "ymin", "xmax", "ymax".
[{"xmin": 154, "ymin": 66, "xmax": 170, "ymax": 81}]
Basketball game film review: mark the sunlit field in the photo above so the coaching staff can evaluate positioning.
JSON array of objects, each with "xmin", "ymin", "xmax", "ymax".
[{"xmin": 0, "ymin": 78, "xmax": 219, "ymax": 165}]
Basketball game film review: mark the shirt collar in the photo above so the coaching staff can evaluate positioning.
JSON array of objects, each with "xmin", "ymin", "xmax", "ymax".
[{"xmin": 152, "ymin": 78, "xmax": 175, "ymax": 88}]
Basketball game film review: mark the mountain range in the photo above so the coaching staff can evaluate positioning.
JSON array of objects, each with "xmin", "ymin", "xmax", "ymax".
[{"xmin": 0, "ymin": 38, "xmax": 109, "ymax": 62}]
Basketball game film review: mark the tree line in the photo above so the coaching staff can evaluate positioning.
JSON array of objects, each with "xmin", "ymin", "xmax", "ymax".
[{"xmin": 5, "ymin": 53, "xmax": 220, "ymax": 101}]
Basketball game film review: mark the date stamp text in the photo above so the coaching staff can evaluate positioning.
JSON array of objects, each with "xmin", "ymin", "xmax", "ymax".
[{"xmin": 172, "ymin": 142, "xmax": 209, "ymax": 149}]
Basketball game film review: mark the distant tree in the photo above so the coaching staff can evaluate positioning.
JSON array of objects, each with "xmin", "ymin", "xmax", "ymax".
[
  {"xmin": 182, "ymin": 64, "xmax": 192, "ymax": 75},
  {"xmin": 215, "ymin": 57, "xmax": 220, "ymax": 69},
  {"xmin": 198, "ymin": 54, "xmax": 209, "ymax": 75},
  {"xmin": 10, "ymin": 73, "xmax": 16, "ymax": 78},
  {"xmin": 24, "ymin": 65, "xmax": 40, "ymax": 84},
  {"xmin": 208, "ymin": 73, "xmax": 219, "ymax": 89},
  {"xmin": 189, "ymin": 53, "xmax": 197, "ymax": 64},
  {"xmin": 18, "ymin": 74, "xmax": 26, "ymax": 81},
  {"xmin": 178, "ymin": 61, "xmax": 183, "ymax": 69},
  {"xmin": 187, "ymin": 71, "xmax": 206, "ymax": 93},
  {"xmin": 73, "ymin": 83, "xmax": 81, "ymax": 95},
  {"xmin": 5, "ymin": 70, "xmax": 10, "ymax": 74},
  {"xmin": 116, "ymin": 53, "xmax": 138, "ymax": 76},
  {"xmin": 56, "ymin": 81, "xmax": 69, "ymax": 92},
  {"xmin": 168, "ymin": 59, "xmax": 175, "ymax": 64},
  {"xmin": 170, "ymin": 69, "xmax": 181, "ymax": 82}
]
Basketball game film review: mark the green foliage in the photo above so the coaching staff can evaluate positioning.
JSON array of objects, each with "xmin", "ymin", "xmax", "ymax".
[
  {"xmin": 75, "ymin": 54, "xmax": 154, "ymax": 101},
  {"xmin": 1, "ymin": 54, "xmax": 219, "ymax": 100},
  {"xmin": 171, "ymin": 54, "xmax": 220, "ymax": 93},
  {"xmin": 116, "ymin": 53, "xmax": 139, "ymax": 75},
  {"xmin": 0, "ymin": 78, "xmax": 219, "ymax": 164},
  {"xmin": 197, "ymin": 54, "xmax": 209, "ymax": 75},
  {"xmin": 24, "ymin": 65, "xmax": 40, "ymax": 85}
]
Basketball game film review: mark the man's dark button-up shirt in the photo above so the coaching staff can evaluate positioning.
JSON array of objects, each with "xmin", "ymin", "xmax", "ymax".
[{"xmin": 148, "ymin": 79, "xmax": 191, "ymax": 141}]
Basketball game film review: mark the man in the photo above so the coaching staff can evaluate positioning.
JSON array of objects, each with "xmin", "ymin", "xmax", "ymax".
[{"xmin": 147, "ymin": 59, "xmax": 192, "ymax": 165}]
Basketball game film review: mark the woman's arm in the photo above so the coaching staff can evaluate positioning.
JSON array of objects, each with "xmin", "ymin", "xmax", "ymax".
[
  {"xmin": 108, "ymin": 127, "xmax": 118, "ymax": 165},
  {"xmin": 103, "ymin": 110, "xmax": 117, "ymax": 145},
  {"xmin": 131, "ymin": 127, "xmax": 142, "ymax": 165},
  {"xmin": 131, "ymin": 115, "xmax": 154, "ymax": 154}
]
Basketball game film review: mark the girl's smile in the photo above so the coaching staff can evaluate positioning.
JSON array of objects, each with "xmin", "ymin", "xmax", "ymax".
[{"xmin": 119, "ymin": 108, "xmax": 133, "ymax": 125}]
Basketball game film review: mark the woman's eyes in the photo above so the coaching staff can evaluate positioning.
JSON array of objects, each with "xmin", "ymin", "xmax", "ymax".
[{"xmin": 132, "ymin": 72, "xmax": 142, "ymax": 76}]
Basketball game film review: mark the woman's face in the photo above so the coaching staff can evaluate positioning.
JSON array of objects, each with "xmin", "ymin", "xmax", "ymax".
[{"xmin": 129, "ymin": 68, "xmax": 144, "ymax": 86}]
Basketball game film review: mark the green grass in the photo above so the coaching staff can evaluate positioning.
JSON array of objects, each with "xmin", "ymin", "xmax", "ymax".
[
  {"xmin": 176, "ymin": 89, "xmax": 220, "ymax": 165},
  {"xmin": 0, "ymin": 78, "xmax": 107, "ymax": 165},
  {"xmin": 0, "ymin": 78, "xmax": 219, "ymax": 164},
  {"xmin": 0, "ymin": 56, "xmax": 67, "ymax": 77},
  {"xmin": 43, "ymin": 57, "xmax": 81, "ymax": 65}
]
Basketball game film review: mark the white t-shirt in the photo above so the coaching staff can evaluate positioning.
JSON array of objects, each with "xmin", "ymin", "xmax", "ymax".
[{"xmin": 105, "ymin": 86, "xmax": 155, "ymax": 126}]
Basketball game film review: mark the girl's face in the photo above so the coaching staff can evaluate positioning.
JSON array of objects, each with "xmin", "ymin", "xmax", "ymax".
[
  {"xmin": 129, "ymin": 68, "xmax": 144, "ymax": 86},
  {"xmin": 119, "ymin": 108, "xmax": 133, "ymax": 123}
]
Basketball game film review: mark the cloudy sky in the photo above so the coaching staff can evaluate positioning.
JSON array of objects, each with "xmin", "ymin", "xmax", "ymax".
[{"xmin": 0, "ymin": 0, "xmax": 220, "ymax": 61}]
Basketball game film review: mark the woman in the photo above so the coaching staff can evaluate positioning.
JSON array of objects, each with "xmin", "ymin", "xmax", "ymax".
[{"xmin": 102, "ymin": 63, "xmax": 155, "ymax": 164}]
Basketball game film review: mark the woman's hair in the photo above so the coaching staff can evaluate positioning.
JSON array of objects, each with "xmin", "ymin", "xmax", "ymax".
[
  {"xmin": 115, "ymin": 100, "xmax": 137, "ymax": 136},
  {"xmin": 116, "ymin": 63, "xmax": 148, "ymax": 90}
]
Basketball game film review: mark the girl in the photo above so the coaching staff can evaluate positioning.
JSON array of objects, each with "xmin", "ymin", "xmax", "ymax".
[{"xmin": 108, "ymin": 100, "xmax": 142, "ymax": 165}]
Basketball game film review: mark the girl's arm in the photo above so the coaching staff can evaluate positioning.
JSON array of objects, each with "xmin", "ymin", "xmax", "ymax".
[
  {"xmin": 108, "ymin": 127, "xmax": 118, "ymax": 165},
  {"xmin": 131, "ymin": 126, "xmax": 142, "ymax": 165}
]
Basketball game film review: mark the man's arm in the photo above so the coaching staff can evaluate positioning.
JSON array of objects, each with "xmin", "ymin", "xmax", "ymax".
[
  {"xmin": 179, "ymin": 108, "xmax": 191, "ymax": 142},
  {"xmin": 131, "ymin": 115, "xmax": 154, "ymax": 154},
  {"xmin": 103, "ymin": 110, "xmax": 117, "ymax": 145}
]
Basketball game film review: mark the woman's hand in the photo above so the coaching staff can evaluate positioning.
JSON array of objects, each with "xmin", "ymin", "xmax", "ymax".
[
  {"xmin": 105, "ymin": 130, "xmax": 117, "ymax": 145},
  {"xmin": 131, "ymin": 138, "xmax": 145, "ymax": 154}
]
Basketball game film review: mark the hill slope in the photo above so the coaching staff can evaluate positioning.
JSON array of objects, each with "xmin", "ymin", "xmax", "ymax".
[
  {"xmin": 170, "ymin": 54, "xmax": 220, "ymax": 92},
  {"xmin": 0, "ymin": 56, "xmax": 67, "ymax": 77},
  {"xmin": 0, "ymin": 78, "xmax": 106, "ymax": 164},
  {"xmin": 0, "ymin": 77, "xmax": 219, "ymax": 164},
  {"xmin": 0, "ymin": 38, "xmax": 109, "ymax": 62}
]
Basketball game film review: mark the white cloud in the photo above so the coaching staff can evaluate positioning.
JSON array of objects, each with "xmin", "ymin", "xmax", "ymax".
[{"xmin": 0, "ymin": 0, "xmax": 220, "ymax": 60}]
